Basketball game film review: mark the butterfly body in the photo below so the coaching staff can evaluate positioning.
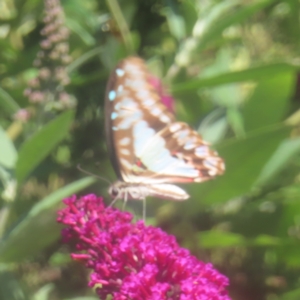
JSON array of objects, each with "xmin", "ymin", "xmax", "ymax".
[
  {"xmin": 105, "ymin": 57, "xmax": 225, "ymax": 201},
  {"xmin": 108, "ymin": 181, "xmax": 189, "ymax": 201}
]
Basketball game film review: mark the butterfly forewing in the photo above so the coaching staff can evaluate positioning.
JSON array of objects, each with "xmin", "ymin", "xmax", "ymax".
[
  {"xmin": 105, "ymin": 56, "xmax": 225, "ymax": 200},
  {"xmin": 105, "ymin": 57, "xmax": 175, "ymax": 181}
]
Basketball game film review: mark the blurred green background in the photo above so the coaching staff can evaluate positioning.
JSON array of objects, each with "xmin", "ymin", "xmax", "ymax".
[{"xmin": 1, "ymin": 0, "xmax": 300, "ymax": 299}]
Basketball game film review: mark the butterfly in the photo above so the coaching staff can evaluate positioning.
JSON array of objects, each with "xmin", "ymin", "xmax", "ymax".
[{"xmin": 105, "ymin": 57, "xmax": 225, "ymax": 202}]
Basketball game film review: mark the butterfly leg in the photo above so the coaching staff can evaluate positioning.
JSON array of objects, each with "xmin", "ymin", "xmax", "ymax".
[
  {"xmin": 142, "ymin": 197, "xmax": 146, "ymax": 221},
  {"xmin": 122, "ymin": 190, "xmax": 128, "ymax": 210},
  {"xmin": 108, "ymin": 188, "xmax": 121, "ymax": 208},
  {"xmin": 108, "ymin": 197, "xmax": 118, "ymax": 207}
]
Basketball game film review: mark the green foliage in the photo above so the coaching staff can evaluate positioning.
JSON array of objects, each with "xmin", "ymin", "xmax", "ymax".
[
  {"xmin": 0, "ymin": 126, "xmax": 17, "ymax": 168},
  {"xmin": 173, "ymin": 63, "xmax": 298, "ymax": 92},
  {"xmin": 1, "ymin": 0, "xmax": 300, "ymax": 299},
  {"xmin": 0, "ymin": 177, "xmax": 96, "ymax": 263},
  {"xmin": 0, "ymin": 87, "xmax": 20, "ymax": 115},
  {"xmin": 16, "ymin": 111, "xmax": 75, "ymax": 184},
  {"xmin": 187, "ymin": 125, "xmax": 290, "ymax": 208}
]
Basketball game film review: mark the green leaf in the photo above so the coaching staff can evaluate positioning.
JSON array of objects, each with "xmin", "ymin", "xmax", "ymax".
[
  {"xmin": 0, "ymin": 270, "xmax": 28, "ymax": 300},
  {"xmin": 253, "ymin": 234, "xmax": 281, "ymax": 246},
  {"xmin": 0, "ymin": 126, "xmax": 18, "ymax": 169},
  {"xmin": 196, "ymin": 0, "xmax": 277, "ymax": 51},
  {"xmin": 66, "ymin": 18, "xmax": 96, "ymax": 46},
  {"xmin": 185, "ymin": 125, "xmax": 290, "ymax": 209},
  {"xmin": 198, "ymin": 230, "xmax": 246, "ymax": 248},
  {"xmin": 198, "ymin": 109, "xmax": 228, "ymax": 144},
  {"xmin": 172, "ymin": 63, "xmax": 298, "ymax": 93},
  {"xmin": 33, "ymin": 284, "xmax": 55, "ymax": 300},
  {"xmin": 0, "ymin": 166, "xmax": 11, "ymax": 187},
  {"xmin": 0, "ymin": 177, "xmax": 96, "ymax": 263},
  {"xmin": 198, "ymin": 48, "xmax": 244, "ymax": 108},
  {"xmin": 243, "ymin": 71, "xmax": 295, "ymax": 131},
  {"xmin": 181, "ymin": 0, "xmax": 198, "ymax": 34},
  {"xmin": 256, "ymin": 138, "xmax": 300, "ymax": 186},
  {"xmin": 67, "ymin": 47, "xmax": 103, "ymax": 74},
  {"xmin": 15, "ymin": 110, "xmax": 74, "ymax": 184},
  {"xmin": 227, "ymin": 107, "xmax": 245, "ymax": 138},
  {"xmin": 174, "ymin": 0, "xmax": 239, "ymax": 67},
  {"xmin": 0, "ymin": 87, "xmax": 20, "ymax": 116},
  {"xmin": 162, "ymin": 3, "xmax": 186, "ymax": 40}
]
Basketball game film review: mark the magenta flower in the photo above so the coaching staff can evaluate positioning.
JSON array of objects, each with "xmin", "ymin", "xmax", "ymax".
[
  {"xmin": 57, "ymin": 194, "xmax": 231, "ymax": 300},
  {"xmin": 148, "ymin": 76, "xmax": 175, "ymax": 114}
]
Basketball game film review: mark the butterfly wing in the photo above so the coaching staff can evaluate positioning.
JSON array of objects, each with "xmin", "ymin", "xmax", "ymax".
[
  {"xmin": 105, "ymin": 57, "xmax": 175, "ymax": 180},
  {"xmin": 105, "ymin": 57, "xmax": 224, "ymax": 185},
  {"xmin": 132, "ymin": 121, "xmax": 225, "ymax": 183}
]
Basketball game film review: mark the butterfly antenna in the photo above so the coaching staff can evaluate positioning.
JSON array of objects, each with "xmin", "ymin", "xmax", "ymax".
[{"xmin": 77, "ymin": 164, "xmax": 112, "ymax": 186}]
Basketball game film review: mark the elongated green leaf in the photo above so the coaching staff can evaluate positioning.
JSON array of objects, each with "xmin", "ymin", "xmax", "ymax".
[
  {"xmin": 0, "ymin": 126, "xmax": 17, "ymax": 169},
  {"xmin": 67, "ymin": 47, "xmax": 103, "ymax": 74},
  {"xmin": 15, "ymin": 111, "xmax": 74, "ymax": 184},
  {"xmin": 172, "ymin": 63, "xmax": 298, "ymax": 93},
  {"xmin": 256, "ymin": 138, "xmax": 300, "ymax": 186},
  {"xmin": 0, "ymin": 87, "xmax": 20, "ymax": 116},
  {"xmin": 243, "ymin": 71, "xmax": 295, "ymax": 131},
  {"xmin": 0, "ymin": 177, "xmax": 96, "ymax": 263},
  {"xmin": 185, "ymin": 125, "xmax": 290, "ymax": 210}
]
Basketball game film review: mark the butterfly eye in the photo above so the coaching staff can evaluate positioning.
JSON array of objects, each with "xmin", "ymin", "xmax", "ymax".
[{"xmin": 108, "ymin": 185, "xmax": 119, "ymax": 198}]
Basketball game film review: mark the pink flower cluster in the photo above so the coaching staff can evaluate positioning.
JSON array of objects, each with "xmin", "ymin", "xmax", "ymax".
[
  {"xmin": 22, "ymin": 0, "xmax": 75, "ymax": 116},
  {"xmin": 57, "ymin": 194, "xmax": 231, "ymax": 300},
  {"xmin": 13, "ymin": 108, "xmax": 31, "ymax": 122}
]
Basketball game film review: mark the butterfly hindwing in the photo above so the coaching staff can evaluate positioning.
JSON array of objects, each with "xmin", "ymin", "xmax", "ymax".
[{"xmin": 134, "ymin": 121, "xmax": 224, "ymax": 183}]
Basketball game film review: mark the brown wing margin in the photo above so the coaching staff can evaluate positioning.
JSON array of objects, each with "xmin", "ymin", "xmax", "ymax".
[
  {"xmin": 104, "ymin": 60, "xmax": 122, "ymax": 179},
  {"xmin": 161, "ymin": 122, "xmax": 225, "ymax": 182}
]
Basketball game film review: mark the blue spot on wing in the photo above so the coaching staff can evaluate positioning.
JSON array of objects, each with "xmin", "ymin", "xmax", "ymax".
[
  {"xmin": 111, "ymin": 112, "xmax": 118, "ymax": 120},
  {"xmin": 116, "ymin": 68, "xmax": 125, "ymax": 76},
  {"xmin": 109, "ymin": 90, "xmax": 116, "ymax": 101}
]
